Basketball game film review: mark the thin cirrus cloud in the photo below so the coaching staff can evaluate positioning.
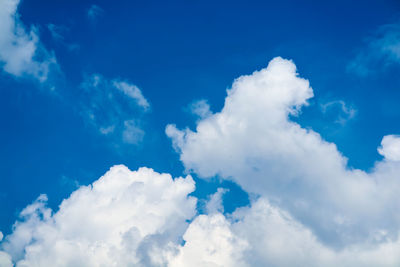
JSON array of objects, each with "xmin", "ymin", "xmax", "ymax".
[
  {"xmin": 47, "ymin": 23, "xmax": 80, "ymax": 52},
  {"xmin": 79, "ymin": 73, "xmax": 149, "ymax": 145},
  {"xmin": 0, "ymin": 0, "xmax": 58, "ymax": 82},
  {"xmin": 320, "ymin": 100, "xmax": 356, "ymax": 125},
  {"xmin": 87, "ymin": 4, "xmax": 104, "ymax": 22},
  {"xmin": 347, "ymin": 21, "xmax": 400, "ymax": 76},
  {"xmin": 1, "ymin": 57, "xmax": 400, "ymax": 266}
]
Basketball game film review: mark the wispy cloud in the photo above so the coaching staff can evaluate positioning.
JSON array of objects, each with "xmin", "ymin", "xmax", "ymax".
[
  {"xmin": 47, "ymin": 24, "xmax": 80, "ymax": 52},
  {"xmin": 87, "ymin": 4, "xmax": 104, "ymax": 22},
  {"xmin": 0, "ymin": 0, "xmax": 58, "ymax": 82},
  {"xmin": 348, "ymin": 21, "xmax": 400, "ymax": 76},
  {"xmin": 79, "ymin": 74, "xmax": 149, "ymax": 145},
  {"xmin": 112, "ymin": 80, "xmax": 150, "ymax": 110},
  {"xmin": 3, "ymin": 57, "xmax": 400, "ymax": 266},
  {"xmin": 320, "ymin": 100, "xmax": 356, "ymax": 125}
]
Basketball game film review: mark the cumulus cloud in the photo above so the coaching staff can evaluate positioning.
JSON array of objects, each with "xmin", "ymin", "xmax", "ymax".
[
  {"xmin": 348, "ymin": 22, "xmax": 400, "ymax": 76},
  {"xmin": 378, "ymin": 135, "xmax": 400, "ymax": 161},
  {"xmin": 0, "ymin": 232, "xmax": 12, "ymax": 267},
  {"xmin": 167, "ymin": 57, "xmax": 400, "ymax": 248},
  {"xmin": 1, "ymin": 165, "xmax": 196, "ymax": 266},
  {"xmin": 172, "ymin": 198, "xmax": 400, "ymax": 267},
  {"xmin": 2, "ymin": 165, "xmax": 400, "ymax": 266},
  {"xmin": 169, "ymin": 213, "xmax": 248, "ymax": 267},
  {"xmin": 3, "ymin": 57, "xmax": 400, "ymax": 266},
  {"xmin": 79, "ymin": 74, "xmax": 150, "ymax": 144},
  {"xmin": 0, "ymin": 0, "xmax": 57, "ymax": 81}
]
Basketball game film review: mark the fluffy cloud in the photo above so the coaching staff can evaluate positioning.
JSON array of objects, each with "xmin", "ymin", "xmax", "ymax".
[
  {"xmin": 1, "ymin": 165, "xmax": 196, "ymax": 267},
  {"xmin": 3, "ymin": 179, "xmax": 400, "ymax": 267},
  {"xmin": 79, "ymin": 74, "xmax": 149, "ymax": 144},
  {"xmin": 0, "ymin": 0, "xmax": 57, "ymax": 81},
  {"xmin": 167, "ymin": 57, "xmax": 400, "ymax": 248},
  {"xmin": 378, "ymin": 135, "xmax": 400, "ymax": 161},
  {"xmin": 172, "ymin": 198, "xmax": 400, "ymax": 267},
  {"xmin": 3, "ymin": 57, "xmax": 400, "ymax": 266},
  {"xmin": 169, "ymin": 213, "xmax": 248, "ymax": 267},
  {"xmin": 0, "ymin": 232, "xmax": 12, "ymax": 267}
]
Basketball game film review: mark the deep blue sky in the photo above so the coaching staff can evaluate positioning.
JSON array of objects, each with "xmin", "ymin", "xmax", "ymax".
[{"xmin": 1, "ymin": 0, "xmax": 400, "ymax": 233}]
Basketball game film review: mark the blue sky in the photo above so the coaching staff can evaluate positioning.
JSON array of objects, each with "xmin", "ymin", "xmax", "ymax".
[{"xmin": 1, "ymin": 0, "xmax": 400, "ymax": 266}]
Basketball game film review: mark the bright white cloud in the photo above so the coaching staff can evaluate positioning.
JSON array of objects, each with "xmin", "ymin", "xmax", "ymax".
[
  {"xmin": 79, "ymin": 74, "xmax": 150, "ymax": 144},
  {"xmin": 348, "ymin": 22, "xmax": 400, "ymax": 76},
  {"xmin": 167, "ymin": 57, "xmax": 400, "ymax": 248},
  {"xmin": 0, "ymin": 0, "xmax": 57, "ymax": 81},
  {"xmin": 3, "ymin": 57, "xmax": 400, "ymax": 266},
  {"xmin": 1, "ymin": 165, "xmax": 197, "ymax": 267},
  {"xmin": 172, "ymin": 198, "xmax": 400, "ymax": 267},
  {"xmin": 0, "ymin": 232, "xmax": 12, "ymax": 267},
  {"xmin": 378, "ymin": 135, "xmax": 400, "ymax": 161},
  {"xmin": 169, "ymin": 213, "xmax": 248, "ymax": 267}
]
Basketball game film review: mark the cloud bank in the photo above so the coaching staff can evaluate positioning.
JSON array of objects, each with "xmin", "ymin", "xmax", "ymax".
[
  {"xmin": 0, "ymin": 0, "xmax": 57, "ymax": 81},
  {"xmin": 1, "ymin": 166, "xmax": 196, "ymax": 267},
  {"xmin": 2, "ymin": 57, "xmax": 400, "ymax": 266}
]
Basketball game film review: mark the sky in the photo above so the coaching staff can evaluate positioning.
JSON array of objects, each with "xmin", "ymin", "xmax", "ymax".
[{"xmin": 0, "ymin": 0, "xmax": 400, "ymax": 266}]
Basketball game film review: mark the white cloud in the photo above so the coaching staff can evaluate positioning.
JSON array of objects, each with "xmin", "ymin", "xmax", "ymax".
[
  {"xmin": 122, "ymin": 120, "xmax": 145, "ymax": 145},
  {"xmin": 0, "ymin": 0, "xmax": 57, "ymax": 81},
  {"xmin": 1, "ymin": 165, "xmax": 196, "ymax": 266},
  {"xmin": 113, "ymin": 80, "xmax": 150, "ymax": 110},
  {"xmin": 2, "ymin": 165, "xmax": 400, "ymax": 266},
  {"xmin": 0, "ymin": 251, "xmax": 12, "ymax": 267},
  {"xmin": 79, "ymin": 74, "xmax": 150, "ymax": 144},
  {"xmin": 205, "ymin": 188, "xmax": 228, "ymax": 214},
  {"xmin": 169, "ymin": 213, "xmax": 248, "ymax": 267},
  {"xmin": 348, "ymin": 22, "xmax": 400, "ymax": 76},
  {"xmin": 378, "ymin": 135, "xmax": 400, "ymax": 161},
  {"xmin": 0, "ymin": 232, "xmax": 12, "ymax": 267},
  {"xmin": 188, "ymin": 99, "xmax": 212, "ymax": 119},
  {"xmin": 3, "ymin": 57, "xmax": 400, "ymax": 266},
  {"xmin": 167, "ymin": 57, "xmax": 400, "ymax": 248}
]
